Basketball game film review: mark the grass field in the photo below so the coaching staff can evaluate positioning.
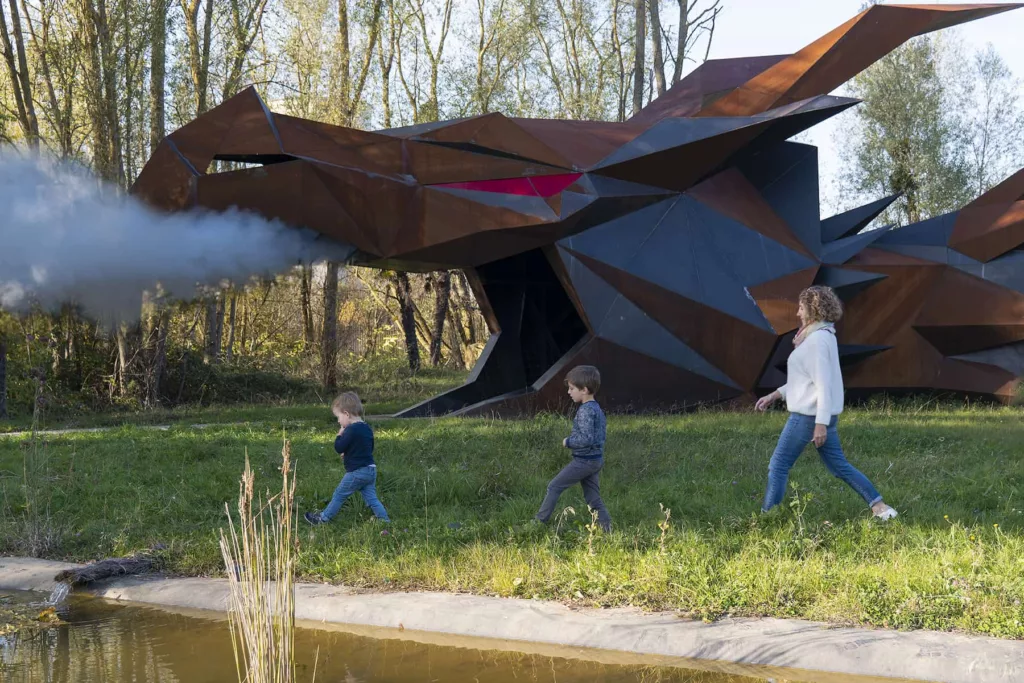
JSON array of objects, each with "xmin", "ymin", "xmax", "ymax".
[{"xmin": 1, "ymin": 404, "xmax": 1022, "ymax": 638}]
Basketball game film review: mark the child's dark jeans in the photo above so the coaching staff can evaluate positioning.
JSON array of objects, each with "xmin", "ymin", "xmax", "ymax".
[{"xmin": 535, "ymin": 457, "xmax": 611, "ymax": 531}]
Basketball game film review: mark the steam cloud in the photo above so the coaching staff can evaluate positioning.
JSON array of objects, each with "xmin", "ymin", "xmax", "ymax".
[{"xmin": 0, "ymin": 148, "xmax": 355, "ymax": 324}]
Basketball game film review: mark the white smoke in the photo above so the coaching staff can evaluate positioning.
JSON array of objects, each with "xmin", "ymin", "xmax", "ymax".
[{"xmin": 0, "ymin": 148, "xmax": 355, "ymax": 324}]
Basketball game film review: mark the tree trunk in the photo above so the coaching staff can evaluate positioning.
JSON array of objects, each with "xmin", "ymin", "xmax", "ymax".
[
  {"xmin": 673, "ymin": 0, "xmax": 689, "ymax": 85},
  {"xmin": 338, "ymin": 0, "xmax": 351, "ymax": 109},
  {"xmin": 20, "ymin": 0, "xmax": 72, "ymax": 156},
  {"xmin": 148, "ymin": 308, "xmax": 168, "ymax": 407},
  {"xmin": 150, "ymin": 0, "xmax": 167, "ymax": 152},
  {"xmin": 429, "ymin": 271, "xmax": 451, "ymax": 366},
  {"xmin": 116, "ymin": 324, "xmax": 130, "ymax": 397},
  {"xmin": 0, "ymin": 0, "xmax": 43, "ymax": 151},
  {"xmin": 226, "ymin": 293, "xmax": 236, "ymax": 361},
  {"xmin": 395, "ymin": 272, "xmax": 420, "ymax": 372},
  {"xmin": 321, "ymin": 262, "xmax": 339, "ymax": 391},
  {"xmin": 0, "ymin": 336, "xmax": 7, "ymax": 419},
  {"xmin": 80, "ymin": 0, "xmax": 122, "ymax": 183},
  {"xmin": 223, "ymin": 0, "xmax": 269, "ymax": 98},
  {"xmin": 633, "ymin": 0, "xmax": 646, "ymax": 116},
  {"xmin": 7, "ymin": 0, "xmax": 38, "ymax": 145},
  {"xmin": 378, "ymin": 0, "xmax": 395, "ymax": 127},
  {"xmin": 182, "ymin": 0, "xmax": 215, "ymax": 117},
  {"xmin": 649, "ymin": 0, "xmax": 666, "ymax": 96},
  {"xmin": 99, "ymin": 0, "xmax": 124, "ymax": 185},
  {"xmin": 446, "ymin": 305, "xmax": 466, "ymax": 369},
  {"xmin": 199, "ymin": 0, "xmax": 213, "ymax": 114},
  {"xmin": 300, "ymin": 265, "xmax": 314, "ymax": 345},
  {"xmin": 456, "ymin": 271, "xmax": 479, "ymax": 344},
  {"xmin": 203, "ymin": 294, "xmax": 222, "ymax": 363}
]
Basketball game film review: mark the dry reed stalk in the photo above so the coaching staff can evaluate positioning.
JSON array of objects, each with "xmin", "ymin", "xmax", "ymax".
[{"xmin": 219, "ymin": 441, "xmax": 297, "ymax": 683}]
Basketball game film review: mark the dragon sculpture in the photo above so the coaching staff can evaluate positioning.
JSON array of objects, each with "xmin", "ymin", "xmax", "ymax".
[{"xmin": 133, "ymin": 3, "xmax": 1024, "ymax": 416}]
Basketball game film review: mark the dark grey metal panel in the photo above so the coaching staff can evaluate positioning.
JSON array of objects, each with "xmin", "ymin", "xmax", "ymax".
[
  {"xmin": 815, "ymin": 266, "xmax": 888, "ymax": 302},
  {"xmin": 822, "ymin": 225, "xmax": 892, "ymax": 265},
  {"xmin": 821, "ymin": 194, "xmax": 899, "ymax": 243},
  {"xmin": 596, "ymin": 292, "xmax": 741, "ymax": 389}
]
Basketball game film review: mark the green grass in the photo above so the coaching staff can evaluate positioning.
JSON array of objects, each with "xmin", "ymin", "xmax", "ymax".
[
  {"xmin": 2, "ymin": 406, "xmax": 1022, "ymax": 639},
  {"xmin": 0, "ymin": 366, "xmax": 465, "ymax": 433}
]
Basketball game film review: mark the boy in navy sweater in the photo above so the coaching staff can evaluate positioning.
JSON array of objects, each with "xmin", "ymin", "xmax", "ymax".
[
  {"xmin": 534, "ymin": 365, "xmax": 612, "ymax": 532},
  {"xmin": 305, "ymin": 392, "xmax": 390, "ymax": 525}
]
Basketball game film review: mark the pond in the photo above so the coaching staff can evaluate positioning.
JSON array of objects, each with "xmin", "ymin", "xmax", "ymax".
[{"xmin": 1, "ymin": 590, "xmax": 899, "ymax": 683}]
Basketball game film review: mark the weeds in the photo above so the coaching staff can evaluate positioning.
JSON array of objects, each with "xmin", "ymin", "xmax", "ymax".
[
  {"xmin": 585, "ymin": 507, "xmax": 599, "ymax": 556},
  {"xmin": 219, "ymin": 440, "xmax": 298, "ymax": 683},
  {"xmin": 3, "ymin": 373, "xmax": 68, "ymax": 556},
  {"xmin": 658, "ymin": 504, "xmax": 671, "ymax": 554},
  {"xmin": 554, "ymin": 506, "xmax": 576, "ymax": 536}
]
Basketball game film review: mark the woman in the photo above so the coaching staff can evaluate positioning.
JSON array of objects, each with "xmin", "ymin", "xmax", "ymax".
[{"xmin": 755, "ymin": 285, "xmax": 897, "ymax": 519}]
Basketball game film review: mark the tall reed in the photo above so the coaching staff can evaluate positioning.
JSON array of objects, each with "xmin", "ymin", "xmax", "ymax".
[{"xmin": 219, "ymin": 440, "xmax": 296, "ymax": 683}]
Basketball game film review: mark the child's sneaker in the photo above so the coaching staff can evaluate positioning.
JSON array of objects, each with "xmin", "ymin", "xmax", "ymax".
[
  {"xmin": 873, "ymin": 506, "xmax": 898, "ymax": 521},
  {"xmin": 304, "ymin": 511, "xmax": 325, "ymax": 526}
]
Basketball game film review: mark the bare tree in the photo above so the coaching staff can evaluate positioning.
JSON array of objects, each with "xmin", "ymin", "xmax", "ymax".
[
  {"xmin": 78, "ymin": 0, "xmax": 125, "ymax": 184},
  {"xmin": 1, "ymin": 0, "xmax": 41, "ymax": 149},
  {"xmin": 19, "ymin": 0, "xmax": 76, "ymax": 155},
  {"xmin": 144, "ymin": 291, "xmax": 170, "ymax": 407},
  {"xmin": 610, "ymin": 0, "xmax": 629, "ymax": 120},
  {"xmin": 225, "ymin": 292, "xmax": 237, "ymax": 361},
  {"xmin": 203, "ymin": 288, "xmax": 224, "ymax": 363},
  {"xmin": 649, "ymin": 0, "xmax": 666, "ymax": 96},
  {"xmin": 181, "ymin": 0, "xmax": 215, "ymax": 116},
  {"xmin": 223, "ymin": 0, "xmax": 270, "ymax": 98},
  {"xmin": 969, "ymin": 44, "xmax": 1024, "ymax": 195},
  {"xmin": 429, "ymin": 271, "xmax": 451, "ymax": 366},
  {"xmin": 378, "ymin": 0, "xmax": 398, "ymax": 126},
  {"xmin": 459, "ymin": 0, "xmax": 530, "ymax": 116},
  {"xmin": 121, "ymin": 0, "xmax": 152, "ymax": 184},
  {"xmin": 321, "ymin": 262, "xmax": 339, "ymax": 390},
  {"xmin": 669, "ymin": 0, "xmax": 721, "ymax": 87},
  {"xmin": 632, "ymin": 0, "xmax": 645, "ymax": 115},
  {"xmin": 300, "ymin": 265, "xmax": 314, "ymax": 345},
  {"xmin": 528, "ymin": 0, "xmax": 619, "ymax": 120},
  {"xmin": 394, "ymin": 272, "xmax": 420, "ymax": 371},
  {"xmin": 399, "ymin": 0, "xmax": 453, "ymax": 122},
  {"xmin": 150, "ymin": 0, "xmax": 167, "ymax": 151}
]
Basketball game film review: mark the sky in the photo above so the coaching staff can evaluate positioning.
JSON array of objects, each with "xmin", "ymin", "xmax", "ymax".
[{"xmin": 686, "ymin": 0, "xmax": 1024, "ymax": 214}]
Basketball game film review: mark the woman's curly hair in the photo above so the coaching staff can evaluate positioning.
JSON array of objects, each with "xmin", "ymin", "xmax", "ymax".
[{"xmin": 799, "ymin": 285, "xmax": 843, "ymax": 324}]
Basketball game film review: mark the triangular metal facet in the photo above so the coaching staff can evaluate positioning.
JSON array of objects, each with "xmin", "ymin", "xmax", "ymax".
[
  {"xmin": 821, "ymin": 194, "xmax": 900, "ymax": 243},
  {"xmin": 815, "ymin": 267, "xmax": 888, "ymax": 302}
]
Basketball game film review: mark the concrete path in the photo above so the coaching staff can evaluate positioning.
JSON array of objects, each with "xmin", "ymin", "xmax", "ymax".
[{"xmin": 3, "ymin": 556, "xmax": 1023, "ymax": 683}]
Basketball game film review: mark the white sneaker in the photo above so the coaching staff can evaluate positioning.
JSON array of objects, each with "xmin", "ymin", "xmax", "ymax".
[{"xmin": 873, "ymin": 506, "xmax": 898, "ymax": 521}]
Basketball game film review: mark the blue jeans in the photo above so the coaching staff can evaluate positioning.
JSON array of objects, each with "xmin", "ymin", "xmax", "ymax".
[
  {"xmin": 535, "ymin": 457, "xmax": 611, "ymax": 532},
  {"xmin": 321, "ymin": 465, "xmax": 390, "ymax": 522},
  {"xmin": 762, "ymin": 414, "xmax": 882, "ymax": 512}
]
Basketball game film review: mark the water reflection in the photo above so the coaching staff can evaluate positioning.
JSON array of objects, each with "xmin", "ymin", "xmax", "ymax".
[{"xmin": 0, "ymin": 592, "xmax": 831, "ymax": 683}]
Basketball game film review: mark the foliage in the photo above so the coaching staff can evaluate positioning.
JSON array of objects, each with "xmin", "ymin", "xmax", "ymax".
[
  {"xmin": 0, "ymin": 266, "xmax": 482, "ymax": 424},
  {"xmin": 839, "ymin": 35, "xmax": 1024, "ymax": 226},
  {"xmin": 841, "ymin": 36, "xmax": 971, "ymax": 226},
  {"xmin": 1, "ymin": 405, "xmax": 1021, "ymax": 638}
]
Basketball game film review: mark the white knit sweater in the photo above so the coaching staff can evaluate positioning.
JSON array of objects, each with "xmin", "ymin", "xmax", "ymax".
[{"xmin": 777, "ymin": 327, "xmax": 844, "ymax": 426}]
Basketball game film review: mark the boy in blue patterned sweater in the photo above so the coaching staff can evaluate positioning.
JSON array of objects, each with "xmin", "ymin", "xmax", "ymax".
[
  {"xmin": 534, "ymin": 365, "xmax": 612, "ymax": 532},
  {"xmin": 305, "ymin": 391, "xmax": 390, "ymax": 526}
]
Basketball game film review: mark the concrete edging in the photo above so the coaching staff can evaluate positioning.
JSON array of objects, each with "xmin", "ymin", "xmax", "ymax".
[{"xmin": 2, "ymin": 556, "xmax": 1022, "ymax": 683}]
